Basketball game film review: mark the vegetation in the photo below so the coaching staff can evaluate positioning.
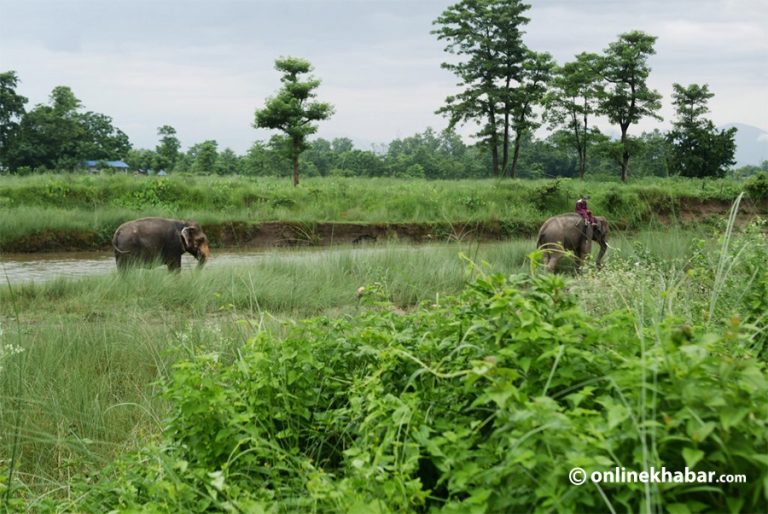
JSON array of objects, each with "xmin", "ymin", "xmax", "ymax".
[
  {"xmin": 598, "ymin": 31, "xmax": 663, "ymax": 182},
  {"xmin": 254, "ymin": 57, "xmax": 335, "ymax": 186},
  {"xmin": 1, "ymin": 218, "xmax": 767, "ymax": 512},
  {"xmin": 0, "ymin": 1, "xmax": 750, "ymax": 181},
  {"xmin": 432, "ymin": 0, "xmax": 553, "ymax": 178},
  {"xmin": 0, "ymin": 174, "xmax": 763, "ymax": 252},
  {"xmin": 667, "ymin": 84, "xmax": 738, "ymax": 178}
]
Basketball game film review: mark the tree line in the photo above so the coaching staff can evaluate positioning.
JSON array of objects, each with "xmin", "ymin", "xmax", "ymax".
[{"xmin": 0, "ymin": 0, "xmax": 747, "ymax": 182}]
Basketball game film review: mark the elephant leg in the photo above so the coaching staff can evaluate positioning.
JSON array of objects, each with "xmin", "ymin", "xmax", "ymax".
[{"xmin": 167, "ymin": 256, "xmax": 182, "ymax": 272}]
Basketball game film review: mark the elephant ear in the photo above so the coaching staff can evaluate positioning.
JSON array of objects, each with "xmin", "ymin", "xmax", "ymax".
[{"xmin": 181, "ymin": 226, "xmax": 196, "ymax": 250}]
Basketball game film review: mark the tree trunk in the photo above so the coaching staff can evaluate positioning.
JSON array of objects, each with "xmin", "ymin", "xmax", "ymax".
[
  {"xmin": 292, "ymin": 143, "xmax": 300, "ymax": 186},
  {"xmin": 580, "ymin": 99, "xmax": 588, "ymax": 180},
  {"xmin": 489, "ymin": 102, "xmax": 500, "ymax": 177},
  {"xmin": 620, "ymin": 125, "xmax": 630, "ymax": 182},
  {"xmin": 491, "ymin": 141, "xmax": 499, "ymax": 177},
  {"xmin": 510, "ymin": 131, "xmax": 523, "ymax": 178}
]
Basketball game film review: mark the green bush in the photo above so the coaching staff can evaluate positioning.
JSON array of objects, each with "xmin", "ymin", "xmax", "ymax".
[
  {"xmin": 40, "ymin": 268, "xmax": 768, "ymax": 513},
  {"xmin": 744, "ymin": 172, "xmax": 768, "ymax": 199}
]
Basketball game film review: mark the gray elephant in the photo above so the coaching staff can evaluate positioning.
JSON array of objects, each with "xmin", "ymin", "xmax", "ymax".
[
  {"xmin": 536, "ymin": 213, "xmax": 609, "ymax": 272},
  {"xmin": 113, "ymin": 217, "xmax": 211, "ymax": 271}
]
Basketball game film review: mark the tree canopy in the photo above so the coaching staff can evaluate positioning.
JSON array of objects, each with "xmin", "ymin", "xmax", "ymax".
[{"xmin": 254, "ymin": 57, "xmax": 334, "ymax": 186}]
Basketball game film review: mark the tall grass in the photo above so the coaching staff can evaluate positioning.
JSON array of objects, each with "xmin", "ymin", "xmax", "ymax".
[
  {"xmin": 2, "ymin": 224, "xmax": 763, "ymax": 503},
  {"xmin": 0, "ymin": 240, "xmax": 536, "ymax": 492},
  {"xmin": 0, "ymin": 174, "xmax": 755, "ymax": 250}
]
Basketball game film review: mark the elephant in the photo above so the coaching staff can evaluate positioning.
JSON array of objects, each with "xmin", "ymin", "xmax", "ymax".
[
  {"xmin": 536, "ymin": 213, "xmax": 608, "ymax": 272},
  {"xmin": 112, "ymin": 217, "xmax": 211, "ymax": 271}
]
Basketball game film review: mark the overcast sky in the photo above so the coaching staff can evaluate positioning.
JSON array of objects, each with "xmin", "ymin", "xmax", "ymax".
[{"xmin": 1, "ymin": 0, "xmax": 766, "ymax": 153}]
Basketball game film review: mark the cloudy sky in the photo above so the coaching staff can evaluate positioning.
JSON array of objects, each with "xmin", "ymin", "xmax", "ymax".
[{"xmin": 1, "ymin": 0, "xmax": 766, "ymax": 153}]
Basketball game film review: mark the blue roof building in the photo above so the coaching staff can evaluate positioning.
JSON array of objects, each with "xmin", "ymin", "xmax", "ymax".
[{"xmin": 83, "ymin": 160, "xmax": 130, "ymax": 172}]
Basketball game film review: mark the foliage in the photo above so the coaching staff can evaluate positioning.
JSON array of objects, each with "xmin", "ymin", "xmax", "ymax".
[
  {"xmin": 254, "ymin": 57, "xmax": 334, "ymax": 186},
  {"xmin": 544, "ymin": 53, "xmax": 602, "ymax": 179},
  {"xmin": 432, "ymin": 0, "xmax": 533, "ymax": 177},
  {"xmin": 27, "ymin": 254, "xmax": 768, "ymax": 513},
  {"xmin": 2, "ymin": 85, "xmax": 130, "ymax": 171},
  {"xmin": 0, "ymin": 174, "xmax": 756, "ymax": 251},
  {"xmin": 743, "ymin": 172, "xmax": 768, "ymax": 199},
  {"xmin": 0, "ymin": 71, "xmax": 28, "ymax": 169},
  {"xmin": 598, "ymin": 31, "xmax": 663, "ymax": 182},
  {"xmin": 667, "ymin": 84, "xmax": 737, "ymax": 178},
  {"xmin": 155, "ymin": 125, "xmax": 181, "ymax": 172}
]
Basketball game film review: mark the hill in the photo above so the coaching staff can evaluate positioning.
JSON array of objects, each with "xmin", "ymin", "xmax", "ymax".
[{"xmin": 722, "ymin": 123, "xmax": 768, "ymax": 167}]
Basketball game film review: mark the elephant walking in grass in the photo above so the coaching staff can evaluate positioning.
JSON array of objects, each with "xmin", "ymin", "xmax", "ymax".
[
  {"xmin": 113, "ymin": 218, "xmax": 211, "ymax": 271},
  {"xmin": 536, "ymin": 213, "xmax": 609, "ymax": 272}
]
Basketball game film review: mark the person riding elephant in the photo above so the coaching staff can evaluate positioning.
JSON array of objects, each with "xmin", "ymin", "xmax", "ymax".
[
  {"xmin": 576, "ymin": 194, "xmax": 597, "ymax": 225},
  {"xmin": 536, "ymin": 213, "xmax": 608, "ymax": 272},
  {"xmin": 112, "ymin": 217, "xmax": 211, "ymax": 271}
]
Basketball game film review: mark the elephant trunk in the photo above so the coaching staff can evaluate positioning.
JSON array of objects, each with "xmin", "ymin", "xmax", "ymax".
[
  {"xmin": 595, "ymin": 240, "xmax": 608, "ymax": 269},
  {"xmin": 196, "ymin": 242, "xmax": 211, "ymax": 267}
]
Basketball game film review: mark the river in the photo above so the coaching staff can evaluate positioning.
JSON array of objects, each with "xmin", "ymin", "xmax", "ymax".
[{"xmin": 0, "ymin": 249, "xmax": 279, "ymax": 285}]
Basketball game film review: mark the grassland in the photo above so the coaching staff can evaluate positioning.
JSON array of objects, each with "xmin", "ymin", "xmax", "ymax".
[
  {"xmin": 1, "ymin": 174, "xmax": 767, "ymax": 511},
  {"xmin": 1, "ymin": 174, "xmax": 765, "ymax": 251}
]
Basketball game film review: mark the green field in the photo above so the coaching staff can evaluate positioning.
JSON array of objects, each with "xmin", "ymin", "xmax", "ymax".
[
  {"xmin": 1, "ymin": 176, "xmax": 767, "ymax": 512},
  {"xmin": 1, "ymin": 174, "xmax": 766, "ymax": 252}
]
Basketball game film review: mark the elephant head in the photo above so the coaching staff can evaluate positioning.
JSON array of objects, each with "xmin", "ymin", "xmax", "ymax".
[{"xmin": 180, "ymin": 222, "xmax": 211, "ymax": 267}]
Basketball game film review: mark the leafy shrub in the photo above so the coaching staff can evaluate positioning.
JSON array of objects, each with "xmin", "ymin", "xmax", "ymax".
[
  {"xmin": 39, "ymin": 267, "xmax": 768, "ymax": 513},
  {"xmin": 744, "ymin": 172, "xmax": 768, "ymax": 199}
]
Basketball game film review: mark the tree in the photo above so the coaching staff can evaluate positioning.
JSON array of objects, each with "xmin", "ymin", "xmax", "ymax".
[
  {"xmin": 666, "ymin": 83, "xmax": 736, "ymax": 178},
  {"xmin": 598, "ymin": 31, "xmax": 662, "ymax": 182},
  {"xmin": 189, "ymin": 140, "xmax": 218, "ymax": 174},
  {"xmin": 0, "ymin": 71, "xmax": 28, "ymax": 169},
  {"xmin": 507, "ymin": 50, "xmax": 553, "ymax": 177},
  {"xmin": 433, "ymin": 0, "xmax": 532, "ymax": 177},
  {"xmin": 254, "ymin": 57, "xmax": 334, "ymax": 186},
  {"xmin": 4, "ymin": 85, "xmax": 130, "ymax": 171},
  {"xmin": 216, "ymin": 148, "xmax": 241, "ymax": 175},
  {"xmin": 545, "ymin": 53, "xmax": 602, "ymax": 179},
  {"xmin": 5, "ymin": 86, "xmax": 84, "ymax": 170},
  {"xmin": 155, "ymin": 125, "xmax": 180, "ymax": 171},
  {"xmin": 76, "ymin": 111, "xmax": 131, "ymax": 160},
  {"xmin": 125, "ymin": 148, "xmax": 157, "ymax": 171}
]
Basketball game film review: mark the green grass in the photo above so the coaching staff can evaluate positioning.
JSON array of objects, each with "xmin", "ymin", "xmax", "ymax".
[
  {"xmin": 1, "ymin": 223, "xmax": 764, "ymax": 506},
  {"xmin": 0, "ymin": 174, "xmax": 759, "ymax": 251}
]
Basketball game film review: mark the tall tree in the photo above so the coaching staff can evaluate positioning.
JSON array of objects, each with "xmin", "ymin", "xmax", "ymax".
[
  {"xmin": 0, "ymin": 71, "xmax": 28, "ymax": 169},
  {"xmin": 155, "ymin": 125, "xmax": 180, "ymax": 171},
  {"xmin": 5, "ymin": 85, "xmax": 130, "ymax": 170},
  {"xmin": 76, "ymin": 111, "xmax": 131, "ymax": 160},
  {"xmin": 545, "ymin": 52, "xmax": 602, "ymax": 179},
  {"xmin": 598, "ymin": 31, "xmax": 662, "ymax": 182},
  {"xmin": 433, "ymin": 0, "xmax": 531, "ymax": 177},
  {"xmin": 507, "ymin": 50, "xmax": 553, "ymax": 177},
  {"xmin": 189, "ymin": 140, "xmax": 218, "ymax": 174},
  {"xmin": 666, "ymin": 83, "xmax": 736, "ymax": 177},
  {"xmin": 216, "ymin": 148, "xmax": 241, "ymax": 175},
  {"xmin": 254, "ymin": 57, "xmax": 334, "ymax": 186}
]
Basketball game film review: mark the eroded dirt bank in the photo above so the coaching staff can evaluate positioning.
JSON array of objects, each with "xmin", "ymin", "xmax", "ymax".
[{"xmin": 3, "ymin": 198, "xmax": 766, "ymax": 253}]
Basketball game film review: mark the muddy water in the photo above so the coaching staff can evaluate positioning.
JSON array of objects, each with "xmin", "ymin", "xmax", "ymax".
[{"xmin": 0, "ymin": 249, "xmax": 276, "ymax": 285}]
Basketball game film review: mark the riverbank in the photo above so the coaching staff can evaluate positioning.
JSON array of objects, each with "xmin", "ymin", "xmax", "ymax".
[{"xmin": 1, "ymin": 174, "xmax": 767, "ymax": 252}]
